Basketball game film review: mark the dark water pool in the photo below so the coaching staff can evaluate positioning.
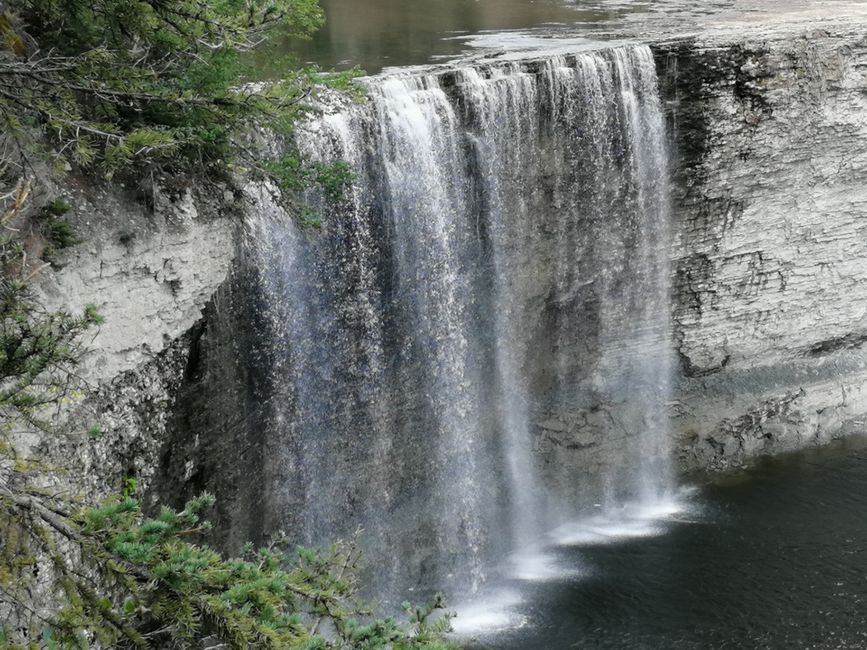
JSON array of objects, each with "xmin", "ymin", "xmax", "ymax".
[{"xmin": 462, "ymin": 437, "xmax": 867, "ymax": 649}]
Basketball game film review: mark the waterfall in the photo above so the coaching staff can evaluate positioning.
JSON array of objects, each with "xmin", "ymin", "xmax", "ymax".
[{"xmin": 244, "ymin": 42, "xmax": 673, "ymax": 600}]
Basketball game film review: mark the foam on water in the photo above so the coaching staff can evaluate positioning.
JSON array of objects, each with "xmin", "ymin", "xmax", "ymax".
[
  {"xmin": 509, "ymin": 549, "xmax": 584, "ymax": 582},
  {"xmin": 450, "ymin": 589, "xmax": 528, "ymax": 635},
  {"xmin": 451, "ymin": 490, "xmax": 699, "ymax": 635},
  {"xmin": 552, "ymin": 490, "xmax": 696, "ymax": 547}
]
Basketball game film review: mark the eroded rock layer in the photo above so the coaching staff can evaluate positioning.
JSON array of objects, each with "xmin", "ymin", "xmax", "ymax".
[{"xmin": 662, "ymin": 23, "xmax": 867, "ymax": 470}]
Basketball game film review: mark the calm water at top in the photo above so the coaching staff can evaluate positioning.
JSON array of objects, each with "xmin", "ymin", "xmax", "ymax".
[
  {"xmin": 461, "ymin": 436, "xmax": 867, "ymax": 649},
  {"xmin": 256, "ymin": 0, "xmax": 655, "ymax": 74},
  {"xmin": 255, "ymin": 0, "xmax": 864, "ymax": 75}
]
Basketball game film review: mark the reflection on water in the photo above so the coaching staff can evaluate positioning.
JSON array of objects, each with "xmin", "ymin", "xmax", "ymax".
[
  {"xmin": 250, "ymin": 0, "xmax": 867, "ymax": 76},
  {"xmin": 254, "ymin": 0, "xmax": 653, "ymax": 74},
  {"xmin": 462, "ymin": 436, "xmax": 867, "ymax": 649}
]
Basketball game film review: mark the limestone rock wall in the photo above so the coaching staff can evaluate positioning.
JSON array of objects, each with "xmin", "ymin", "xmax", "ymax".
[
  {"xmin": 657, "ymin": 21, "xmax": 867, "ymax": 470},
  {"xmin": 2, "ymin": 179, "xmax": 241, "ymax": 636},
  {"xmin": 22, "ymin": 181, "xmax": 238, "ymax": 498},
  {"xmin": 39, "ymin": 184, "xmax": 236, "ymax": 382}
]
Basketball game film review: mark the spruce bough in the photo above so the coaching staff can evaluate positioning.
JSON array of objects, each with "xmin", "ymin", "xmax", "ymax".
[
  {"xmin": 0, "ymin": 0, "xmax": 360, "ymax": 186},
  {"xmin": 0, "ymin": 490, "xmax": 458, "ymax": 648}
]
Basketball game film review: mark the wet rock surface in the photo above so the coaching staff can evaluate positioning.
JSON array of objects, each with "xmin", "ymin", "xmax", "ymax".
[{"xmin": 663, "ymin": 18, "xmax": 867, "ymax": 470}]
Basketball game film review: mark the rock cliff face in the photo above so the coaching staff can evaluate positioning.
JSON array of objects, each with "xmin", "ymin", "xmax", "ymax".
[
  {"xmin": 22, "ymin": 181, "xmax": 238, "ymax": 498},
  {"xmin": 537, "ymin": 18, "xmax": 867, "ymax": 483},
  {"xmin": 45, "ymin": 187, "xmax": 237, "ymax": 382},
  {"xmin": 2, "ymin": 180, "xmax": 240, "ymax": 633},
  {"xmin": 658, "ymin": 19, "xmax": 867, "ymax": 471}
]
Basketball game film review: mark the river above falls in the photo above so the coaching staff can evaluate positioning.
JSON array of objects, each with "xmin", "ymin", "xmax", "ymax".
[
  {"xmin": 457, "ymin": 436, "xmax": 867, "ymax": 649},
  {"xmin": 253, "ymin": 0, "xmax": 641, "ymax": 74},
  {"xmin": 253, "ymin": 0, "xmax": 867, "ymax": 75}
]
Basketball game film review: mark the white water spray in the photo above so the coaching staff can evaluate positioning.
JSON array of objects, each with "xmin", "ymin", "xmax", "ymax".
[{"xmin": 250, "ymin": 42, "xmax": 677, "ymax": 601}]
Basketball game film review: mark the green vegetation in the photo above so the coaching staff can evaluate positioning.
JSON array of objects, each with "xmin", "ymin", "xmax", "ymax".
[
  {"xmin": 264, "ymin": 154, "xmax": 355, "ymax": 227},
  {"xmin": 0, "ymin": 490, "xmax": 458, "ymax": 648},
  {"xmin": 0, "ymin": 179, "xmax": 101, "ymax": 430},
  {"xmin": 1, "ymin": 0, "xmax": 322, "ymax": 176},
  {"xmin": 0, "ymin": 0, "xmax": 363, "ymax": 205},
  {"xmin": 38, "ymin": 198, "xmax": 80, "ymax": 259},
  {"xmin": 0, "ymin": 1, "xmax": 459, "ymax": 647}
]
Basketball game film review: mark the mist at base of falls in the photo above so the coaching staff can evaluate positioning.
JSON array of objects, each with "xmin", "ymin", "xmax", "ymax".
[
  {"xmin": 245, "ymin": 42, "xmax": 676, "ymax": 603},
  {"xmin": 460, "ymin": 438, "xmax": 867, "ymax": 648}
]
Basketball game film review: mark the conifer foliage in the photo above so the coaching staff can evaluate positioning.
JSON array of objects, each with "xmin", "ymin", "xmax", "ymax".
[
  {"xmin": 0, "ymin": 489, "xmax": 458, "ymax": 648},
  {"xmin": 0, "ymin": 0, "xmax": 346, "ymax": 178},
  {"xmin": 0, "ymin": 178, "xmax": 100, "ymax": 430}
]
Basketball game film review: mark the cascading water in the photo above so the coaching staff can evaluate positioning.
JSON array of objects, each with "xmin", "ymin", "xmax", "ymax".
[
  {"xmin": 591, "ymin": 47, "xmax": 674, "ymax": 507},
  {"xmin": 244, "ymin": 41, "xmax": 675, "ymax": 602}
]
